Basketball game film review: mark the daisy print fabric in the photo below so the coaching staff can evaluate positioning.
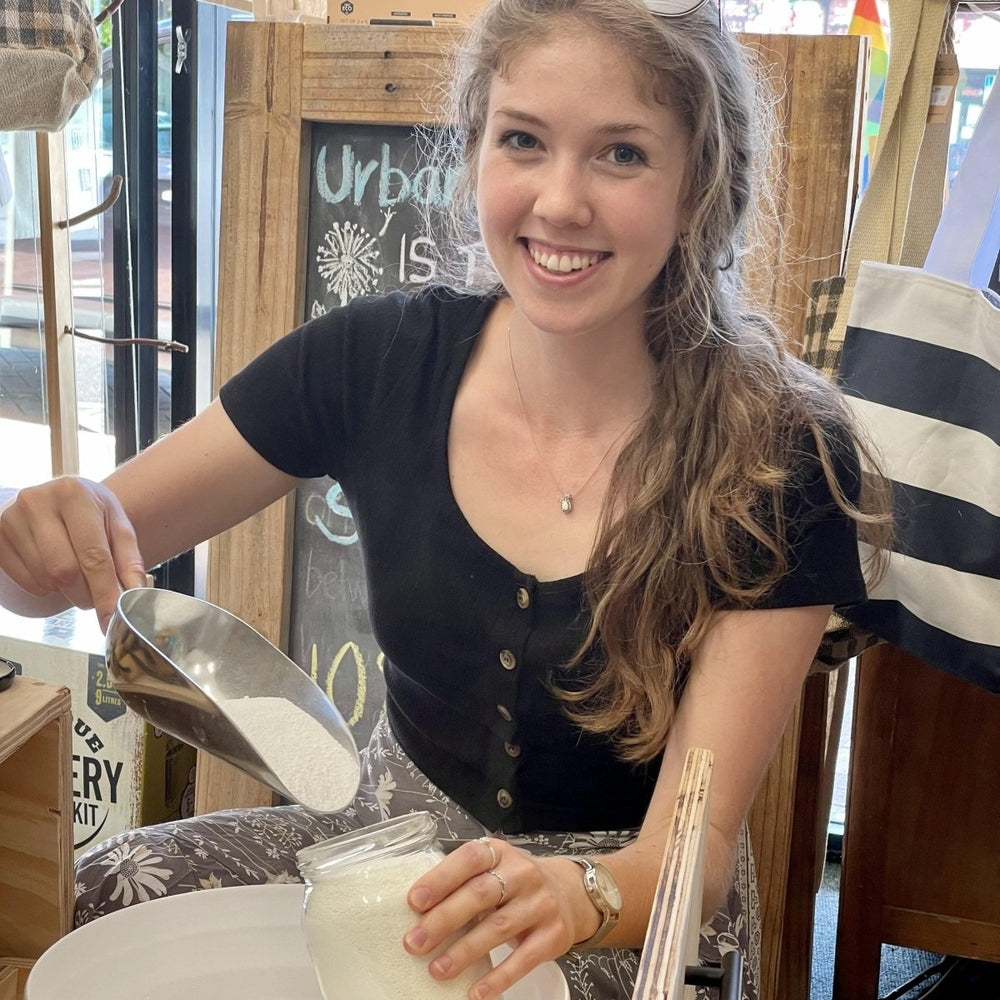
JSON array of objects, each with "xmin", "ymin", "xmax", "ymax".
[{"xmin": 74, "ymin": 715, "xmax": 760, "ymax": 1000}]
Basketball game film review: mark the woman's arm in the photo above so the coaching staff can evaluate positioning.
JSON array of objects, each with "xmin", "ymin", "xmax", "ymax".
[
  {"xmin": 0, "ymin": 398, "xmax": 301, "ymax": 630},
  {"xmin": 400, "ymin": 602, "xmax": 831, "ymax": 999},
  {"xmin": 604, "ymin": 602, "xmax": 832, "ymax": 938}
]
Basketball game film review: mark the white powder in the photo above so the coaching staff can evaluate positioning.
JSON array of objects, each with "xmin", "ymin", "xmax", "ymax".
[
  {"xmin": 220, "ymin": 696, "xmax": 360, "ymax": 812},
  {"xmin": 302, "ymin": 853, "xmax": 494, "ymax": 1000}
]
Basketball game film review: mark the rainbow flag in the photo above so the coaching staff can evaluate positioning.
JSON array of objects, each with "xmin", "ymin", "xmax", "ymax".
[{"xmin": 850, "ymin": 0, "xmax": 889, "ymax": 192}]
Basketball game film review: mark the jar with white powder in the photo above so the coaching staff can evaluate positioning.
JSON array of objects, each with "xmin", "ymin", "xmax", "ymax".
[{"xmin": 296, "ymin": 812, "xmax": 494, "ymax": 1000}]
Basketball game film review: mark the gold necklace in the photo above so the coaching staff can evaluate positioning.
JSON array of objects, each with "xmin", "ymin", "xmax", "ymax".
[{"xmin": 507, "ymin": 323, "xmax": 640, "ymax": 515}]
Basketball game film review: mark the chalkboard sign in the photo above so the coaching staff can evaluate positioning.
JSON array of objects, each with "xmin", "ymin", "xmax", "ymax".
[{"xmin": 287, "ymin": 121, "xmax": 456, "ymax": 746}]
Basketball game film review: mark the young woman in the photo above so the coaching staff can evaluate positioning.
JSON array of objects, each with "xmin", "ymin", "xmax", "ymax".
[{"xmin": 0, "ymin": 0, "xmax": 886, "ymax": 997}]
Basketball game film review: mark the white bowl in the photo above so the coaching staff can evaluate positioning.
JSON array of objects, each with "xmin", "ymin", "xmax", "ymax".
[{"xmin": 25, "ymin": 883, "xmax": 570, "ymax": 1000}]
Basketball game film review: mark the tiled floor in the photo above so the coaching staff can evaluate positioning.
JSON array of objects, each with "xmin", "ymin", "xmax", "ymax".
[
  {"xmin": 0, "ymin": 341, "xmax": 46, "ymax": 424},
  {"xmin": 0, "ymin": 338, "xmax": 173, "ymax": 438},
  {"xmin": 0, "ymin": 332, "xmax": 173, "ymax": 490}
]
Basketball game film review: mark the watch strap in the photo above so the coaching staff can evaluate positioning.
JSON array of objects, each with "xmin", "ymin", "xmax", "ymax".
[{"xmin": 568, "ymin": 857, "xmax": 621, "ymax": 950}]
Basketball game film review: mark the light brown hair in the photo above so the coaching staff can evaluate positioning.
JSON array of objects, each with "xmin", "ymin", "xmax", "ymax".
[{"xmin": 428, "ymin": 0, "xmax": 890, "ymax": 762}]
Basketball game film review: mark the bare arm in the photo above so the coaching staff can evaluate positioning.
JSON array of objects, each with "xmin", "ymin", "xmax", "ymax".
[
  {"xmin": 0, "ymin": 398, "xmax": 301, "ymax": 630},
  {"xmin": 600, "ymin": 601, "xmax": 832, "ymax": 941},
  {"xmin": 400, "ymin": 603, "xmax": 830, "ymax": 1000}
]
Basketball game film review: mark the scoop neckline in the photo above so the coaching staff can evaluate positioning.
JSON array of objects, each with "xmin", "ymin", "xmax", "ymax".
[{"xmin": 434, "ymin": 302, "xmax": 586, "ymax": 598}]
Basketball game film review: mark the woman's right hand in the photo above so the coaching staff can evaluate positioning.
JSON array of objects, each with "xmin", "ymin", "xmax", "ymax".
[{"xmin": 0, "ymin": 477, "xmax": 147, "ymax": 630}]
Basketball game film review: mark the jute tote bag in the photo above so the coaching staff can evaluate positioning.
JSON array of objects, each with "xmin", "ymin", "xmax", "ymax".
[{"xmin": 0, "ymin": 0, "xmax": 101, "ymax": 132}]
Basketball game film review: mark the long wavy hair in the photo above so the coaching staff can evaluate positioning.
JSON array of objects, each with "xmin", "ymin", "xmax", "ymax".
[{"xmin": 425, "ymin": 0, "xmax": 891, "ymax": 762}]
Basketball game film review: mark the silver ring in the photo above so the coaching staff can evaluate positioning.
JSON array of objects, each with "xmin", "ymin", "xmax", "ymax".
[
  {"xmin": 486, "ymin": 868, "xmax": 507, "ymax": 907},
  {"xmin": 478, "ymin": 835, "xmax": 498, "ymax": 870}
]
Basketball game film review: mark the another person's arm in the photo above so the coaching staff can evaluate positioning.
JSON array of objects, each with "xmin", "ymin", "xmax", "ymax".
[{"xmin": 0, "ymin": 399, "xmax": 301, "ymax": 630}]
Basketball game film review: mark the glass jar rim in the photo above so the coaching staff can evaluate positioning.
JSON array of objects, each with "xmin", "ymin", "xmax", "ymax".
[{"xmin": 296, "ymin": 811, "xmax": 439, "ymax": 879}]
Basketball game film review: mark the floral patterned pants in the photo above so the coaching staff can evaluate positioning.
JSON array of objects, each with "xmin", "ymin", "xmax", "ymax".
[{"xmin": 74, "ymin": 715, "xmax": 760, "ymax": 1000}]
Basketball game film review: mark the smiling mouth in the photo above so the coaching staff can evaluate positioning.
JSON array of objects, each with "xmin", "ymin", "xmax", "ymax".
[{"xmin": 526, "ymin": 242, "xmax": 609, "ymax": 274}]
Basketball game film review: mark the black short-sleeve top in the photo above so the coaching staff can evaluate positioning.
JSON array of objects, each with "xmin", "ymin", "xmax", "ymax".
[{"xmin": 219, "ymin": 288, "xmax": 867, "ymax": 833}]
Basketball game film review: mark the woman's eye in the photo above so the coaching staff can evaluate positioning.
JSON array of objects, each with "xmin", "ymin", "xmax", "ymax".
[
  {"xmin": 500, "ymin": 130, "xmax": 538, "ymax": 151},
  {"xmin": 607, "ymin": 144, "xmax": 645, "ymax": 166}
]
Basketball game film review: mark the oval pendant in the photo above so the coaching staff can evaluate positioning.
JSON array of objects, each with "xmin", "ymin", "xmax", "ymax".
[{"xmin": 560, "ymin": 494, "xmax": 573, "ymax": 514}]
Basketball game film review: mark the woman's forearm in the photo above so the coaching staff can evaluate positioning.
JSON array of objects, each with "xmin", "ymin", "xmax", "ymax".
[{"xmin": 592, "ymin": 822, "xmax": 736, "ymax": 951}]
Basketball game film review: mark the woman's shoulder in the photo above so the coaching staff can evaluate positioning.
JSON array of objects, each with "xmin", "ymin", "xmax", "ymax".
[
  {"xmin": 784, "ymin": 412, "xmax": 862, "ymax": 513},
  {"xmin": 290, "ymin": 286, "xmax": 499, "ymax": 411},
  {"xmin": 324, "ymin": 285, "xmax": 497, "ymax": 343}
]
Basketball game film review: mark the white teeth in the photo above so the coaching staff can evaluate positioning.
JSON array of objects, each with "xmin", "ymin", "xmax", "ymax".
[{"xmin": 530, "ymin": 247, "xmax": 603, "ymax": 273}]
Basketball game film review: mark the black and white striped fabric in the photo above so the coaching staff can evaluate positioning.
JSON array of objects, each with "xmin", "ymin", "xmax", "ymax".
[{"xmin": 839, "ymin": 261, "xmax": 1000, "ymax": 692}]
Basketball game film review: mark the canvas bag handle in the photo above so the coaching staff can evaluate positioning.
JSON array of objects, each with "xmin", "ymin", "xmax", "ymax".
[{"xmin": 831, "ymin": 1, "xmax": 956, "ymax": 342}]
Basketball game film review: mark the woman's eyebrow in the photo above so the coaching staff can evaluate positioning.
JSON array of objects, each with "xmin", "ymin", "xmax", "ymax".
[
  {"xmin": 492, "ymin": 107, "xmax": 658, "ymax": 139},
  {"xmin": 593, "ymin": 122, "xmax": 658, "ymax": 139},
  {"xmin": 491, "ymin": 107, "xmax": 546, "ymax": 127}
]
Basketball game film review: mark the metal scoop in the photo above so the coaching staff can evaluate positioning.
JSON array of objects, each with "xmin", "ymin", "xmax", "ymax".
[{"xmin": 105, "ymin": 587, "xmax": 361, "ymax": 813}]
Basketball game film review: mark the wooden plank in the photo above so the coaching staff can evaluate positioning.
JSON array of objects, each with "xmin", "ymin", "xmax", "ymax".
[
  {"xmin": 880, "ymin": 658, "xmax": 1000, "ymax": 924},
  {"xmin": 882, "ymin": 908, "xmax": 1000, "ymax": 962},
  {"xmin": 0, "ymin": 676, "xmax": 71, "ymax": 764},
  {"xmin": 734, "ymin": 33, "xmax": 865, "ymax": 1000},
  {"xmin": 0, "ymin": 960, "xmax": 33, "ymax": 1000},
  {"xmin": 193, "ymin": 757, "xmax": 274, "ymax": 815},
  {"xmin": 34, "ymin": 133, "xmax": 79, "ymax": 477},
  {"xmin": 744, "ymin": 697, "xmax": 800, "ymax": 1000},
  {"xmin": 738, "ymin": 33, "xmax": 866, "ymax": 350},
  {"xmin": 301, "ymin": 24, "xmax": 452, "ymax": 124},
  {"xmin": 0, "ymin": 677, "xmax": 74, "ymax": 961},
  {"xmin": 776, "ymin": 672, "xmax": 831, "ymax": 997},
  {"xmin": 632, "ymin": 748, "xmax": 713, "ymax": 1000},
  {"xmin": 197, "ymin": 20, "xmax": 312, "ymax": 814},
  {"xmin": 833, "ymin": 645, "xmax": 905, "ymax": 1000}
]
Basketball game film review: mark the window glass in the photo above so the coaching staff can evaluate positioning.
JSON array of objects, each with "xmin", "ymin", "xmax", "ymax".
[{"xmin": 0, "ymin": 2, "xmax": 177, "ymax": 487}]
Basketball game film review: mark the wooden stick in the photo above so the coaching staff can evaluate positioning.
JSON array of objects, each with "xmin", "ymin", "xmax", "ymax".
[{"xmin": 632, "ymin": 747, "xmax": 714, "ymax": 1000}]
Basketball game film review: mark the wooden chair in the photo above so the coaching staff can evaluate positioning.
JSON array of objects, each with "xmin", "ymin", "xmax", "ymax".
[{"xmin": 833, "ymin": 645, "xmax": 1000, "ymax": 998}]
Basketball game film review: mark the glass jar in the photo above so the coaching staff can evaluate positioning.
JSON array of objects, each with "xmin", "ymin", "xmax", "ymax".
[{"xmin": 296, "ymin": 812, "xmax": 493, "ymax": 1000}]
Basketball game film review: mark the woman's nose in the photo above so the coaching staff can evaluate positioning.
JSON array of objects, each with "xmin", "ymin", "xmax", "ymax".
[{"xmin": 532, "ymin": 159, "xmax": 593, "ymax": 228}]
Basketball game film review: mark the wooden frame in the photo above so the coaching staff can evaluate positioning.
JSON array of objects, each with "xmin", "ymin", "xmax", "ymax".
[
  {"xmin": 197, "ymin": 21, "xmax": 455, "ymax": 814},
  {"xmin": 35, "ymin": 133, "xmax": 80, "ymax": 477},
  {"xmin": 0, "ymin": 676, "xmax": 74, "ymax": 999},
  {"xmin": 199, "ymin": 22, "xmax": 866, "ymax": 1000}
]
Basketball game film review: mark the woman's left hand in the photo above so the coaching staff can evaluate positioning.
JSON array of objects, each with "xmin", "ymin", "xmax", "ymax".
[{"xmin": 404, "ymin": 837, "xmax": 598, "ymax": 999}]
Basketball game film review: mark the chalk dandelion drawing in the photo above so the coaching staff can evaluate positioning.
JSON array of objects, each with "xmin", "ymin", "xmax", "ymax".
[{"xmin": 316, "ymin": 221, "xmax": 384, "ymax": 307}]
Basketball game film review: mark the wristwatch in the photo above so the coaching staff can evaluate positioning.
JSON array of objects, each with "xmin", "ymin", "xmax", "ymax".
[{"xmin": 568, "ymin": 857, "xmax": 622, "ymax": 949}]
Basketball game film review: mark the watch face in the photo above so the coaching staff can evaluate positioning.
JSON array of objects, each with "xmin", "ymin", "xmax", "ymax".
[{"xmin": 594, "ymin": 865, "xmax": 623, "ymax": 911}]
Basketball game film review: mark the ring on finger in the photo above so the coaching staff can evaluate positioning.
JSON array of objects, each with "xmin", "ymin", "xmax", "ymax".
[
  {"xmin": 477, "ymin": 835, "xmax": 498, "ymax": 870},
  {"xmin": 486, "ymin": 868, "xmax": 507, "ymax": 907}
]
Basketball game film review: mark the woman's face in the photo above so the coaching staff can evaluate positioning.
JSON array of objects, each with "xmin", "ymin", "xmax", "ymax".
[{"xmin": 476, "ymin": 25, "xmax": 690, "ymax": 341}]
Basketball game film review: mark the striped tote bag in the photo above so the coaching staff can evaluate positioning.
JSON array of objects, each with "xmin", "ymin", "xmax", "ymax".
[{"xmin": 837, "ymin": 88, "xmax": 1000, "ymax": 691}]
